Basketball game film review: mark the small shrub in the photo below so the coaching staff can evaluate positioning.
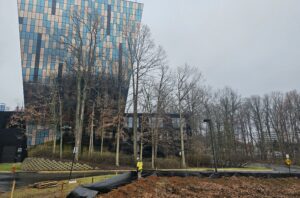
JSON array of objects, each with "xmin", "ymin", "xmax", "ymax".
[
  {"xmin": 28, "ymin": 144, "xmax": 52, "ymax": 158},
  {"xmin": 80, "ymin": 151, "xmax": 135, "ymax": 167},
  {"xmin": 186, "ymin": 154, "xmax": 211, "ymax": 167},
  {"xmin": 156, "ymin": 157, "xmax": 181, "ymax": 169},
  {"xmin": 142, "ymin": 157, "xmax": 181, "ymax": 169}
]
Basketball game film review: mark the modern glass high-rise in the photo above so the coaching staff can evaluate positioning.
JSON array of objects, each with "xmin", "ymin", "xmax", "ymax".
[{"xmin": 17, "ymin": 0, "xmax": 143, "ymax": 145}]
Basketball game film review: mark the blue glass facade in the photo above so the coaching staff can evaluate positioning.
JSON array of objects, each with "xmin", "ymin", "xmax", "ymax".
[
  {"xmin": 17, "ymin": 0, "xmax": 143, "ymax": 83},
  {"xmin": 17, "ymin": 0, "xmax": 143, "ymax": 146}
]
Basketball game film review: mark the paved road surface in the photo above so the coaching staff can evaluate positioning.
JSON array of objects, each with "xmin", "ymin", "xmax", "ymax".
[
  {"xmin": 0, "ymin": 172, "xmax": 111, "ymax": 192},
  {"xmin": 245, "ymin": 163, "xmax": 300, "ymax": 173},
  {"xmin": 1, "ymin": 164, "xmax": 299, "ymax": 193}
]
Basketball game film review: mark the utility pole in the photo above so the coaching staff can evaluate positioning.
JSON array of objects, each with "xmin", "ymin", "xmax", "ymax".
[{"xmin": 203, "ymin": 119, "xmax": 218, "ymax": 173}]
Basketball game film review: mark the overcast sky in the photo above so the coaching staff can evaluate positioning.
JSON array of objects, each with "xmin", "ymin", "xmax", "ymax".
[
  {"xmin": 1, "ymin": 0, "xmax": 300, "ymax": 110},
  {"xmin": 142, "ymin": 0, "xmax": 300, "ymax": 96},
  {"xmin": 0, "ymin": 0, "xmax": 23, "ymax": 110}
]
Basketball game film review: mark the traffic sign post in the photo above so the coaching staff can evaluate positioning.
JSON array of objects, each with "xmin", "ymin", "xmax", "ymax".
[
  {"xmin": 285, "ymin": 155, "xmax": 292, "ymax": 174},
  {"xmin": 10, "ymin": 164, "xmax": 16, "ymax": 198}
]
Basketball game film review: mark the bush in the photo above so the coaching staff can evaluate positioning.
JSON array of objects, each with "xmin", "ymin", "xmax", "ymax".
[
  {"xmin": 29, "ymin": 144, "xmax": 135, "ymax": 168},
  {"xmin": 186, "ymin": 154, "xmax": 211, "ymax": 167},
  {"xmin": 142, "ymin": 157, "xmax": 181, "ymax": 169},
  {"xmin": 156, "ymin": 157, "xmax": 181, "ymax": 169},
  {"xmin": 28, "ymin": 144, "xmax": 52, "ymax": 158},
  {"xmin": 28, "ymin": 143, "xmax": 74, "ymax": 160},
  {"xmin": 30, "ymin": 144, "xmax": 217, "ymax": 169}
]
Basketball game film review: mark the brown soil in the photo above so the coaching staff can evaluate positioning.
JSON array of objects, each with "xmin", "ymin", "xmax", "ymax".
[{"xmin": 98, "ymin": 176, "xmax": 300, "ymax": 198}]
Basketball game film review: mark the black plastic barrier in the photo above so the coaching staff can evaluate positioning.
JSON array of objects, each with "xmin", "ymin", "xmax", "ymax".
[
  {"xmin": 67, "ymin": 172, "xmax": 136, "ymax": 198},
  {"xmin": 67, "ymin": 170, "xmax": 300, "ymax": 198}
]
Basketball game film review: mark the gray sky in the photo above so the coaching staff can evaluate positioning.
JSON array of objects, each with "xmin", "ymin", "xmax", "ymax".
[
  {"xmin": 1, "ymin": 0, "xmax": 300, "ymax": 109},
  {"xmin": 142, "ymin": 0, "xmax": 300, "ymax": 96},
  {"xmin": 0, "ymin": 0, "xmax": 24, "ymax": 110}
]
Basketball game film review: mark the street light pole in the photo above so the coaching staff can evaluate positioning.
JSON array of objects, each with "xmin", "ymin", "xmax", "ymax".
[{"xmin": 203, "ymin": 119, "xmax": 218, "ymax": 173}]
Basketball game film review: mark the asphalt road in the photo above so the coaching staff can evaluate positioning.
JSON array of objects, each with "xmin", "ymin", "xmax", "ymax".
[
  {"xmin": 245, "ymin": 163, "xmax": 300, "ymax": 173},
  {"xmin": 1, "ymin": 164, "xmax": 299, "ymax": 193},
  {"xmin": 0, "ymin": 172, "xmax": 112, "ymax": 192}
]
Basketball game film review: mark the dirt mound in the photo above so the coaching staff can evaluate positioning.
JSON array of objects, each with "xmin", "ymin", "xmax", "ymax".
[{"xmin": 99, "ymin": 176, "xmax": 300, "ymax": 198}]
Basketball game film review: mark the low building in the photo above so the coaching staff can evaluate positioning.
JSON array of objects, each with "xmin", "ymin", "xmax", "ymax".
[
  {"xmin": 0, "ymin": 129, "xmax": 27, "ymax": 163},
  {"xmin": 0, "ymin": 112, "xmax": 27, "ymax": 163},
  {"xmin": 0, "ymin": 103, "xmax": 6, "ymax": 112},
  {"xmin": 123, "ymin": 113, "xmax": 191, "ymax": 156}
]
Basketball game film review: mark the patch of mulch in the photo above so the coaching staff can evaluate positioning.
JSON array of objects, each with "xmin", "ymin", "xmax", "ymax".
[{"xmin": 98, "ymin": 176, "xmax": 300, "ymax": 198}]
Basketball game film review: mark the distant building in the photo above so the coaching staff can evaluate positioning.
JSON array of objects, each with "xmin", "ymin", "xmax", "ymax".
[
  {"xmin": 0, "ymin": 112, "xmax": 27, "ymax": 163},
  {"xmin": 0, "ymin": 103, "xmax": 6, "ymax": 112},
  {"xmin": 0, "ymin": 111, "xmax": 14, "ymax": 128},
  {"xmin": 121, "ymin": 113, "xmax": 191, "ymax": 156},
  {"xmin": 0, "ymin": 128, "xmax": 27, "ymax": 163}
]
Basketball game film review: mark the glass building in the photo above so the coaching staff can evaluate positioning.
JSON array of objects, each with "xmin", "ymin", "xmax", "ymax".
[
  {"xmin": 17, "ymin": 0, "xmax": 143, "ymax": 145},
  {"xmin": 0, "ymin": 103, "xmax": 6, "ymax": 112}
]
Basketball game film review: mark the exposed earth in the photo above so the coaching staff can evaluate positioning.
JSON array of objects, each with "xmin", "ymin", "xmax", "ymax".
[{"xmin": 99, "ymin": 176, "xmax": 300, "ymax": 198}]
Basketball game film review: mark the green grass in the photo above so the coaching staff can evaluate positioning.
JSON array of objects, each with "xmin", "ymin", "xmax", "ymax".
[
  {"xmin": 0, "ymin": 163, "xmax": 22, "ymax": 172},
  {"xmin": 159, "ymin": 167, "xmax": 272, "ymax": 172},
  {"xmin": 1, "ymin": 174, "xmax": 115, "ymax": 198},
  {"xmin": 217, "ymin": 167, "xmax": 272, "ymax": 171}
]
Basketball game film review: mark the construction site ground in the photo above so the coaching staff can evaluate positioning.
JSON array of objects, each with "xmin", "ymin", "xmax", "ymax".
[{"xmin": 99, "ymin": 175, "xmax": 300, "ymax": 198}]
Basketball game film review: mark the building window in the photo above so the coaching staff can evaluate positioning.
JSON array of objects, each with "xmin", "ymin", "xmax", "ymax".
[
  {"xmin": 35, "ymin": 129, "xmax": 49, "ymax": 145},
  {"xmin": 58, "ymin": 63, "xmax": 63, "ymax": 82},
  {"xmin": 127, "ymin": 117, "xmax": 133, "ymax": 128},
  {"xmin": 118, "ymin": 43, "xmax": 123, "ymax": 79},
  {"xmin": 172, "ymin": 118, "xmax": 180, "ymax": 128},
  {"xmin": 19, "ymin": 17, "xmax": 23, "ymax": 24},
  {"xmin": 150, "ymin": 117, "xmax": 164, "ymax": 128},
  {"xmin": 51, "ymin": 0, "xmax": 56, "ymax": 15},
  {"xmin": 106, "ymin": 5, "xmax": 111, "ymax": 35},
  {"xmin": 34, "ymin": 33, "xmax": 42, "ymax": 82}
]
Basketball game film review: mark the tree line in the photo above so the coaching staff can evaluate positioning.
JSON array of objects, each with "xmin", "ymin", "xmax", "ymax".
[{"xmin": 10, "ymin": 9, "xmax": 300, "ymax": 168}]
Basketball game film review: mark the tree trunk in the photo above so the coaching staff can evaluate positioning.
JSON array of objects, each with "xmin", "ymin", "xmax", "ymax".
[
  {"xmin": 77, "ymin": 86, "xmax": 87, "ymax": 158},
  {"xmin": 100, "ymin": 117, "xmax": 105, "ymax": 156},
  {"xmin": 52, "ymin": 125, "xmax": 57, "ymax": 154},
  {"xmin": 179, "ymin": 108, "xmax": 186, "ymax": 168},
  {"xmin": 132, "ymin": 67, "xmax": 139, "ymax": 159},
  {"xmin": 151, "ymin": 127, "xmax": 155, "ymax": 169},
  {"xmin": 116, "ymin": 105, "xmax": 122, "ymax": 166},
  {"xmin": 139, "ymin": 116, "xmax": 144, "ymax": 161},
  {"xmin": 74, "ymin": 74, "xmax": 82, "ymax": 161},
  {"xmin": 153, "ymin": 120, "xmax": 159, "ymax": 168},
  {"xmin": 133, "ymin": 73, "xmax": 138, "ymax": 160},
  {"xmin": 116, "ymin": 120, "xmax": 121, "ymax": 166},
  {"xmin": 59, "ymin": 96, "xmax": 63, "ymax": 159},
  {"xmin": 88, "ymin": 103, "xmax": 95, "ymax": 158},
  {"xmin": 51, "ymin": 93, "xmax": 57, "ymax": 155}
]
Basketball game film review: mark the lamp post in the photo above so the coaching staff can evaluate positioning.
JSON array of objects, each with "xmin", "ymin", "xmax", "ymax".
[{"xmin": 203, "ymin": 119, "xmax": 218, "ymax": 173}]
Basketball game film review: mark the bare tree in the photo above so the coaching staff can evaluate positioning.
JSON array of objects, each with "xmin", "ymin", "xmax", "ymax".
[
  {"xmin": 174, "ymin": 64, "xmax": 202, "ymax": 168},
  {"xmin": 59, "ymin": 10, "xmax": 103, "ymax": 161},
  {"xmin": 140, "ymin": 79, "xmax": 155, "ymax": 161},
  {"xmin": 249, "ymin": 96, "xmax": 267, "ymax": 160},
  {"xmin": 151, "ymin": 64, "xmax": 172, "ymax": 168},
  {"xmin": 125, "ymin": 24, "xmax": 166, "ymax": 159},
  {"xmin": 88, "ymin": 102, "xmax": 95, "ymax": 157}
]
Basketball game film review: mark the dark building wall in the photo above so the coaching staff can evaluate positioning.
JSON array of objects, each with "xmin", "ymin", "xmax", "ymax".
[
  {"xmin": 0, "ymin": 112, "xmax": 14, "ymax": 129},
  {"xmin": 0, "ymin": 112, "xmax": 27, "ymax": 163},
  {"xmin": 0, "ymin": 129, "xmax": 27, "ymax": 163}
]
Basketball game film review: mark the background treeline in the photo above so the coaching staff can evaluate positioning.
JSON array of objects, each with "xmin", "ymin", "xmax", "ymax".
[{"xmin": 10, "ymin": 8, "xmax": 300, "ymax": 168}]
